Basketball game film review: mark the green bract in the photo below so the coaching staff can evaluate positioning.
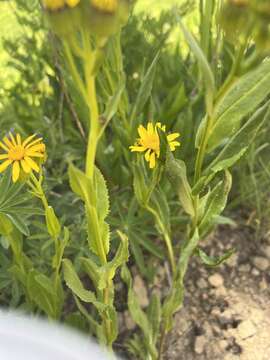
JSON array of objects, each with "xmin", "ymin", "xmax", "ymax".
[{"xmin": 81, "ymin": 0, "xmax": 131, "ymax": 38}]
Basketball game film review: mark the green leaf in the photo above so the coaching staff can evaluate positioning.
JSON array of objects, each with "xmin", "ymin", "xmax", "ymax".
[
  {"xmin": 206, "ymin": 103, "xmax": 270, "ymax": 174},
  {"xmin": 166, "ymin": 152, "xmax": 194, "ymax": 217},
  {"xmin": 81, "ymin": 257, "xmax": 100, "ymax": 286},
  {"xmin": 147, "ymin": 293, "xmax": 161, "ymax": 342},
  {"xmin": 207, "ymin": 59, "xmax": 270, "ymax": 151},
  {"xmin": 199, "ymin": 171, "xmax": 232, "ymax": 236},
  {"xmin": 45, "ymin": 206, "xmax": 61, "ymax": 239},
  {"xmin": 63, "ymin": 259, "xmax": 105, "ymax": 310},
  {"xmin": 68, "ymin": 163, "xmax": 91, "ymax": 204},
  {"xmin": 94, "ymin": 167, "xmax": 110, "ymax": 221},
  {"xmin": 98, "ymin": 231, "xmax": 129, "ymax": 290},
  {"xmin": 177, "ymin": 16, "xmax": 215, "ymax": 115},
  {"xmin": 163, "ymin": 229, "xmax": 200, "ymax": 332},
  {"xmin": 0, "ymin": 170, "xmax": 11, "ymax": 205},
  {"xmin": 103, "ymin": 82, "xmax": 125, "ymax": 123},
  {"xmin": 150, "ymin": 189, "xmax": 171, "ymax": 235},
  {"xmin": 196, "ymin": 247, "xmax": 236, "ymax": 267},
  {"xmin": 27, "ymin": 270, "xmax": 56, "ymax": 318},
  {"xmin": 130, "ymin": 52, "xmax": 160, "ymax": 130},
  {"xmin": 6, "ymin": 213, "xmax": 29, "ymax": 236},
  {"xmin": 0, "ymin": 213, "xmax": 13, "ymax": 236}
]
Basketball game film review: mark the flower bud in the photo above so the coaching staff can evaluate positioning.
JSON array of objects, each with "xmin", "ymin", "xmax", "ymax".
[
  {"xmin": 81, "ymin": 0, "xmax": 131, "ymax": 38},
  {"xmin": 43, "ymin": 0, "xmax": 82, "ymax": 37},
  {"xmin": 219, "ymin": 0, "xmax": 251, "ymax": 42}
]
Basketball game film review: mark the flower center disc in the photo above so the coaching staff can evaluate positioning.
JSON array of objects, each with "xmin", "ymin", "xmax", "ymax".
[{"xmin": 9, "ymin": 146, "xmax": 25, "ymax": 161}]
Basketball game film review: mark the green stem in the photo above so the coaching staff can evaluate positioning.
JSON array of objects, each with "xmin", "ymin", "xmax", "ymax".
[
  {"xmin": 63, "ymin": 42, "xmax": 88, "ymax": 104},
  {"xmin": 81, "ymin": 33, "xmax": 113, "ymax": 346},
  {"xmin": 145, "ymin": 205, "xmax": 176, "ymax": 274},
  {"xmin": 85, "ymin": 76, "xmax": 99, "ymax": 178}
]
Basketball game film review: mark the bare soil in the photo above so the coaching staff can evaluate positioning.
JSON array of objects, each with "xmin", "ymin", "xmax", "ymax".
[{"xmin": 118, "ymin": 221, "xmax": 270, "ymax": 359}]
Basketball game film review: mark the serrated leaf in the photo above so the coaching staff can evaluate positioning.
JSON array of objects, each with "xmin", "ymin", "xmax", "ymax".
[
  {"xmin": 94, "ymin": 167, "xmax": 109, "ymax": 221},
  {"xmin": 63, "ymin": 259, "xmax": 105, "ymax": 311},
  {"xmin": 147, "ymin": 293, "xmax": 161, "ymax": 342},
  {"xmin": 68, "ymin": 163, "xmax": 91, "ymax": 204},
  {"xmin": 196, "ymin": 247, "xmax": 236, "ymax": 267},
  {"xmin": 207, "ymin": 59, "xmax": 270, "ymax": 151}
]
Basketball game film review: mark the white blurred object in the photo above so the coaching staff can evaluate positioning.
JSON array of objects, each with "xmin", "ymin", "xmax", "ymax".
[{"xmin": 0, "ymin": 310, "xmax": 110, "ymax": 360}]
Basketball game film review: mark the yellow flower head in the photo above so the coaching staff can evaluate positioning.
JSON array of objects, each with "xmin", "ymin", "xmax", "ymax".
[
  {"xmin": 91, "ymin": 0, "xmax": 118, "ymax": 13},
  {"xmin": 43, "ymin": 0, "xmax": 80, "ymax": 11},
  {"xmin": 0, "ymin": 133, "xmax": 46, "ymax": 183},
  {"xmin": 130, "ymin": 122, "xmax": 180, "ymax": 169}
]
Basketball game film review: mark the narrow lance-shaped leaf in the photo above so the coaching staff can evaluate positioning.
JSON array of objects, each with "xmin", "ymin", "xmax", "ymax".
[
  {"xmin": 207, "ymin": 59, "xmax": 270, "ymax": 152},
  {"xmin": 177, "ymin": 15, "xmax": 215, "ymax": 115},
  {"xmin": 130, "ymin": 52, "xmax": 160, "ymax": 131},
  {"xmin": 166, "ymin": 152, "xmax": 194, "ymax": 217},
  {"xmin": 193, "ymin": 103, "xmax": 270, "ymax": 195},
  {"xmin": 196, "ymin": 247, "xmax": 236, "ymax": 267},
  {"xmin": 199, "ymin": 171, "xmax": 232, "ymax": 236}
]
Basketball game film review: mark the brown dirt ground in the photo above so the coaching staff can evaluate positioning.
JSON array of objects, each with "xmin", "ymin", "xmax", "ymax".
[{"xmin": 118, "ymin": 221, "xmax": 270, "ymax": 360}]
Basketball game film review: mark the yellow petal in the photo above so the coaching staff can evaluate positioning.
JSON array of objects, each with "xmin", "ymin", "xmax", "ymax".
[
  {"xmin": 0, "ymin": 159, "xmax": 12, "ymax": 173},
  {"xmin": 24, "ymin": 156, "xmax": 40, "ymax": 172},
  {"xmin": 9, "ymin": 132, "xmax": 17, "ymax": 146},
  {"xmin": 12, "ymin": 161, "xmax": 20, "ymax": 182},
  {"xmin": 149, "ymin": 152, "xmax": 156, "ymax": 169},
  {"xmin": 167, "ymin": 133, "xmax": 180, "ymax": 142},
  {"xmin": 0, "ymin": 141, "xmax": 9, "ymax": 152},
  {"xmin": 22, "ymin": 134, "xmax": 36, "ymax": 147},
  {"xmin": 25, "ymin": 150, "xmax": 44, "ymax": 158},
  {"xmin": 25, "ymin": 137, "xmax": 43, "ymax": 149},
  {"xmin": 145, "ymin": 149, "xmax": 151, "ymax": 161},
  {"xmin": 169, "ymin": 141, "xmax": 180, "ymax": 151},
  {"xmin": 3, "ymin": 136, "xmax": 14, "ymax": 149},
  {"xmin": 138, "ymin": 125, "xmax": 147, "ymax": 139},
  {"xmin": 16, "ymin": 134, "xmax": 22, "ymax": 145},
  {"xmin": 0, "ymin": 154, "xmax": 8, "ymax": 160},
  {"xmin": 21, "ymin": 159, "xmax": 31, "ymax": 173},
  {"xmin": 26, "ymin": 143, "xmax": 45, "ymax": 153},
  {"xmin": 129, "ymin": 146, "xmax": 146, "ymax": 152}
]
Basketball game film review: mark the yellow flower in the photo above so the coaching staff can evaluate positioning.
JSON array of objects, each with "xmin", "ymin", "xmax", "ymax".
[
  {"xmin": 43, "ymin": 0, "xmax": 80, "ymax": 11},
  {"xmin": 91, "ymin": 0, "xmax": 118, "ymax": 13},
  {"xmin": 130, "ymin": 122, "xmax": 180, "ymax": 169},
  {"xmin": 0, "ymin": 133, "xmax": 46, "ymax": 183}
]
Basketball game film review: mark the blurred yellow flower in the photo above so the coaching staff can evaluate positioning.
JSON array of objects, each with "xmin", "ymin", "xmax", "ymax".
[
  {"xmin": 0, "ymin": 133, "xmax": 46, "ymax": 183},
  {"xmin": 43, "ymin": 0, "xmax": 80, "ymax": 11},
  {"xmin": 130, "ymin": 122, "xmax": 180, "ymax": 169},
  {"xmin": 91, "ymin": 0, "xmax": 118, "ymax": 13}
]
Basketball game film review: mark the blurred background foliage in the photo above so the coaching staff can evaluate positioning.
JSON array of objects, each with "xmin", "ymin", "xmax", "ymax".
[{"xmin": 0, "ymin": 0, "xmax": 270, "ymax": 305}]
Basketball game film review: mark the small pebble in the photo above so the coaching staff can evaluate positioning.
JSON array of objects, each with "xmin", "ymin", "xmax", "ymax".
[
  {"xmin": 209, "ymin": 273, "xmax": 224, "ymax": 288},
  {"xmin": 194, "ymin": 335, "xmax": 207, "ymax": 354},
  {"xmin": 253, "ymin": 257, "xmax": 269, "ymax": 271}
]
